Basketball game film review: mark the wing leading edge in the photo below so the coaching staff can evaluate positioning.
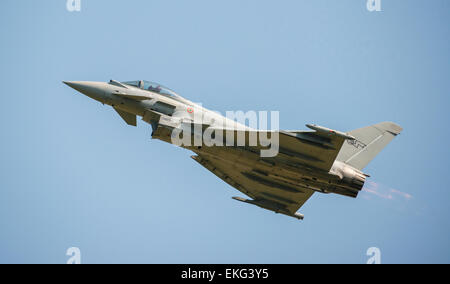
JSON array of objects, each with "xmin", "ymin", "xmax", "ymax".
[
  {"xmin": 191, "ymin": 154, "xmax": 314, "ymax": 220},
  {"xmin": 189, "ymin": 125, "xmax": 355, "ymax": 220},
  {"xmin": 203, "ymin": 126, "xmax": 350, "ymax": 172}
]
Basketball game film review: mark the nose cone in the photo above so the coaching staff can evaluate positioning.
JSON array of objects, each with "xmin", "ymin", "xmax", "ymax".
[{"xmin": 63, "ymin": 81, "xmax": 106, "ymax": 102}]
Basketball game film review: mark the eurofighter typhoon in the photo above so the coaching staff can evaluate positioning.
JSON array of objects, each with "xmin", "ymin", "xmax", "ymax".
[{"xmin": 64, "ymin": 80, "xmax": 402, "ymax": 220}]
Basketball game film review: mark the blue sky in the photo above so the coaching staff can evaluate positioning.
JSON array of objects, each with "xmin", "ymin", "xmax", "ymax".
[{"xmin": 0, "ymin": 0, "xmax": 449, "ymax": 263}]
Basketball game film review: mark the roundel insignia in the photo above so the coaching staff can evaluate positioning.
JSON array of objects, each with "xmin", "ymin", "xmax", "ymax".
[{"xmin": 187, "ymin": 107, "xmax": 194, "ymax": 114}]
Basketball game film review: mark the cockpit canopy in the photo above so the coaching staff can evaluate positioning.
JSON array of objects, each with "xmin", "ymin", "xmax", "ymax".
[{"xmin": 122, "ymin": 80, "xmax": 180, "ymax": 99}]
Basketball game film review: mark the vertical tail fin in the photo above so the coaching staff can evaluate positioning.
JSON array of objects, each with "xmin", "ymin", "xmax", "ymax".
[{"xmin": 336, "ymin": 122, "xmax": 403, "ymax": 170}]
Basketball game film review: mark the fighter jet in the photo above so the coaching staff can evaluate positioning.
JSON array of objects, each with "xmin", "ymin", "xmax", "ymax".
[{"xmin": 64, "ymin": 80, "xmax": 403, "ymax": 220}]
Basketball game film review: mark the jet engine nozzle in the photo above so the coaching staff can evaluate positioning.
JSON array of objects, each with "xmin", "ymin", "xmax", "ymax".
[{"xmin": 330, "ymin": 161, "xmax": 367, "ymax": 191}]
